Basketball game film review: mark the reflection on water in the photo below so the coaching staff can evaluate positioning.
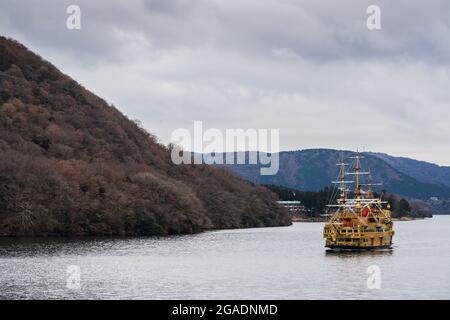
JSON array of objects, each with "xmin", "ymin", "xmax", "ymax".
[
  {"xmin": 325, "ymin": 249, "xmax": 394, "ymax": 257},
  {"xmin": 1, "ymin": 216, "xmax": 450, "ymax": 299}
]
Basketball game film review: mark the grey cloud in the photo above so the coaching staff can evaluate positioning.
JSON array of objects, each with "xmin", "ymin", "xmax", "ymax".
[
  {"xmin": 1, "ymin": 0, "xmax": 450, "ymax": 164},
  {"xmin": 2, "ymin": 0, "xmax": 450, "ymax": 63}
]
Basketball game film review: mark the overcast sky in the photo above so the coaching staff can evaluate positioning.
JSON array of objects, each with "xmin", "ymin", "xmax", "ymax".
[{"xmin": 1, "ymin": 0, "xmax": 450, "ymax": 165}]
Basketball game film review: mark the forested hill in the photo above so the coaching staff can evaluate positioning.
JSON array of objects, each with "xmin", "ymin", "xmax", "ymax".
[{"xmin": 0, "ymin": 36, "xmax": 290, "ymax": 236}]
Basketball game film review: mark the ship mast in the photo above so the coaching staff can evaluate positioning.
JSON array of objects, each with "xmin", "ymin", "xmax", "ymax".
[
  {"xmin": 355, "ymin": 149, "xmax": 361, "ymax": 209},
  {"xmin": 367, "ymin": 169, "xmax": 372, "ymax": 198},
  {"xmin": 340, "ymin": 159, "xmax": 346, "ymax": 203}
]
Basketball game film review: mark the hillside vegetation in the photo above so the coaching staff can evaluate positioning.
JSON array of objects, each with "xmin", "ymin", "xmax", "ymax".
[{"xmin": 0, "ymin": 36, "xmax": 290, "ymax": 236}]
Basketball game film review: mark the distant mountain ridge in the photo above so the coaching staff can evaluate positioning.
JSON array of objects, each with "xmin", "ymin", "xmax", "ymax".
[
  {"xmin": 367, "ymin": 152, "xmax": 450, "ymax": 188},
  {"xmin": 217, "ymin": 149, "xmax": 450, "ymax": 199}
]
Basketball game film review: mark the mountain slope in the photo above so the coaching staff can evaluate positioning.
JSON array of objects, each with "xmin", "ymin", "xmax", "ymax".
[
  {"xmin": 368, "ymin": 152, "xmax": 450, "ymax": 188},
  {"xmin": 219, "ymin": 149, "xmax": 450, "ymax": 199},
  {"xmin": 0, "ymin": 36, "xmax": 290, "ymax": 236}
]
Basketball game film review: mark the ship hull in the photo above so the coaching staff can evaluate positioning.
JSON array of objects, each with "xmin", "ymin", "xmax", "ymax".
[{"xmin": 325, "ymin": 244, "xmax": 392, "ymax": 251}]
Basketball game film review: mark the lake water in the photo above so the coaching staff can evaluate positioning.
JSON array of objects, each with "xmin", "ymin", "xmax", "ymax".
[{"xmin": 1, "ymin": 216, "xmax": 450, "ymax": 300}]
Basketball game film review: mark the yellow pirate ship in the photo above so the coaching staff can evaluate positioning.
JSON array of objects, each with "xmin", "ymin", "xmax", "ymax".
[{"xmin": 323, "ymin": 152, "xmax": 394, "ymax": 250}]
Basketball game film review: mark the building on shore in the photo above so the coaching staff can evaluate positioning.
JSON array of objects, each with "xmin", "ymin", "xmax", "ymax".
[{"xmin": 277, "ymin": 201, "xmax": 305, "ymax": 214}]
